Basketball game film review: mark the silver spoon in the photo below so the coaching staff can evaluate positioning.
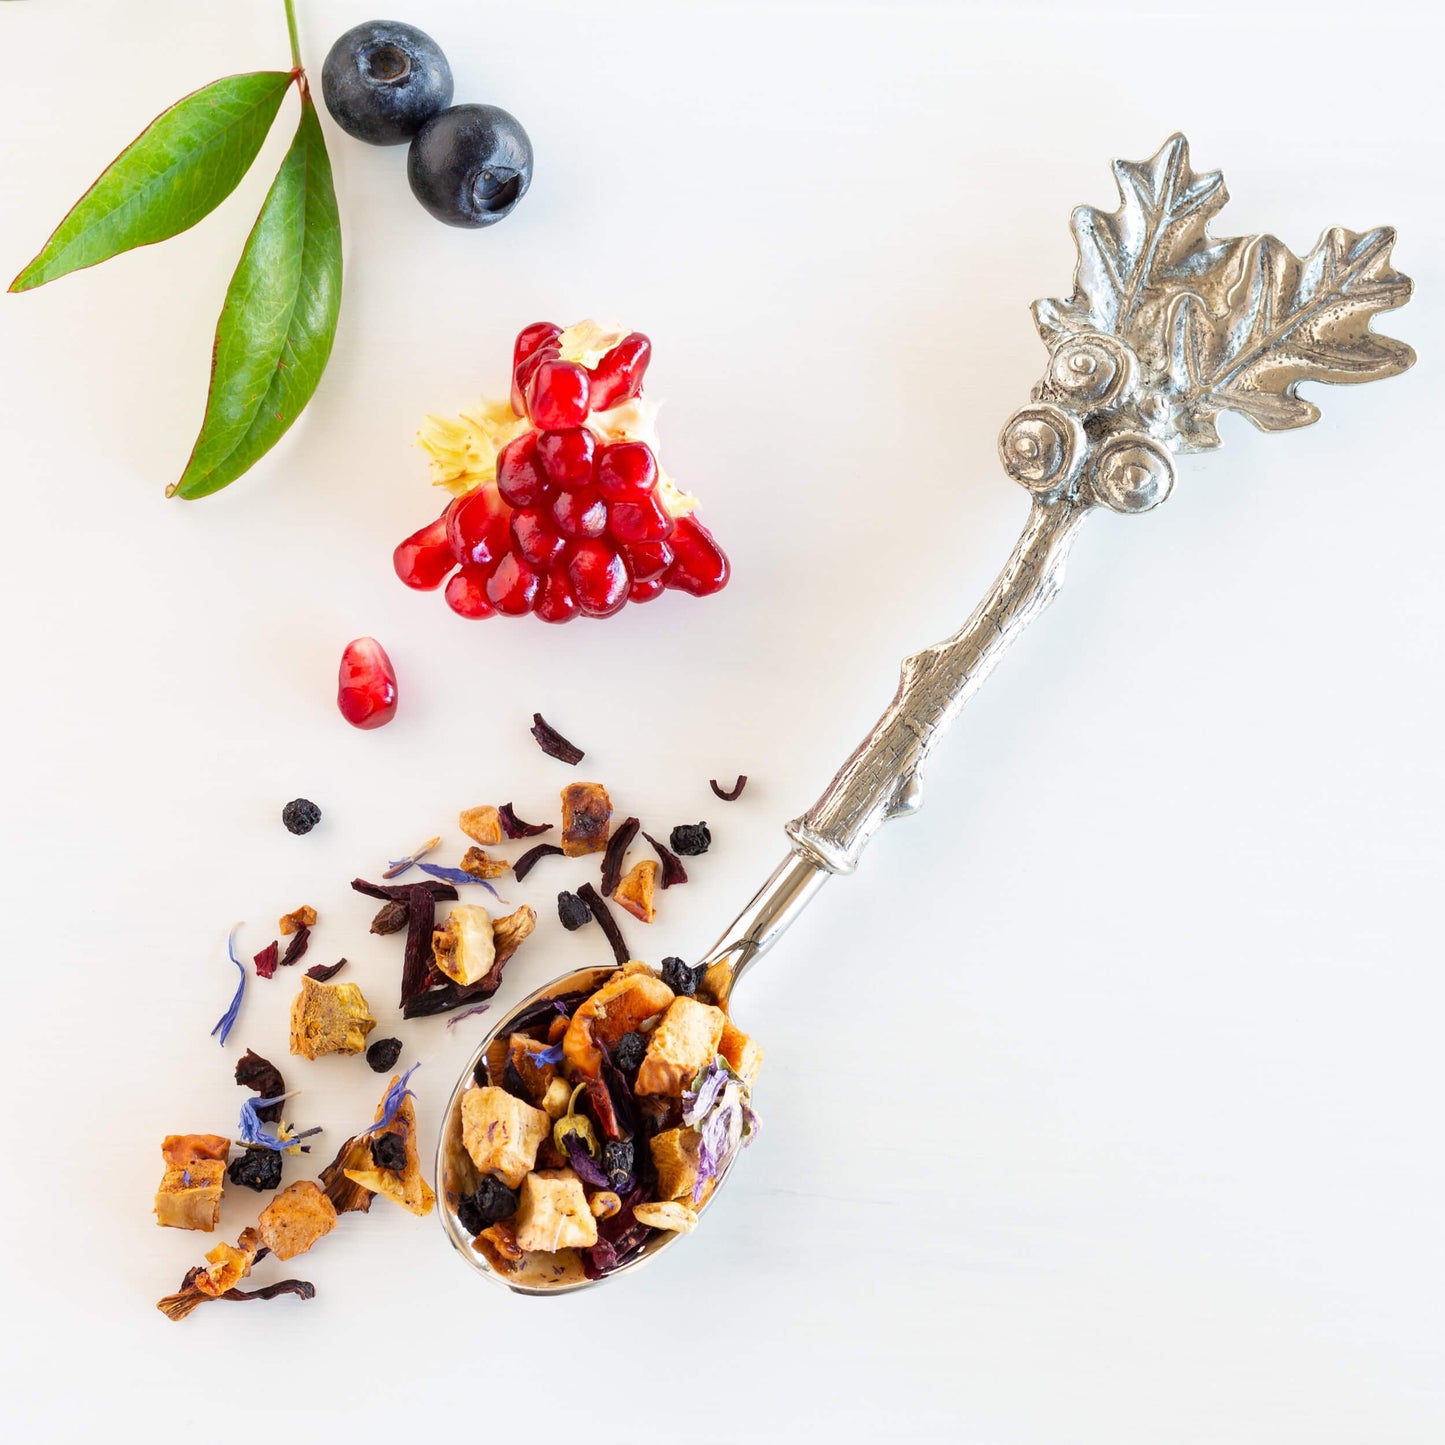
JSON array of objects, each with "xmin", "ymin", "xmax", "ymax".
[{"xmin": 437, "ymin": 133, "xmax": 1415, "ymax": 1294}]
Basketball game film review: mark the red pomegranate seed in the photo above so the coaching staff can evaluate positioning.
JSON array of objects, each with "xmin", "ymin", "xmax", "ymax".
[
  {"xmin": 565, "ymin": 539, "xmax": 630, "ymax": 617},
  {"xmin": 338, "ymin": 637, "xmax": 398, "ymax": 729},
  {"xmin": 496, "ymin": 432, "xmax": 546, "ymax": 508},
  {"xmin": 551, "ymin": 486, "xmax": 608, "ymax": 539},
  {"xmin": 607, "ymin": 491, "xmax": 675, "ymax": 544},
  {"xmin": 510, "ymin": 507, "xmax": 565, "ymax": 566},
  {"xmin": 534, "ymin": 427, "xmax": 597, "ymax": 492},
  {"xmin": 535, "ymin": 566, "xmax": 581, "ymax": 624},
  {"xmin": 595, "ymin": 441, "xmax": 658, "ymax": 501},
  {"xmin": 664, "ymin": 515, "xmax": 730, "ymax": 596},
  {"xmin": 393, "ymin": 514, "xmax": 454, "ymax": 591},
  {"xmin": 527, "ymin": 360, "xmax": 591, "ymax": 430},
  {"xmin": 445, "ymin": 565, "xmax": 498, "ymax": 619},
  {"xmin": 486, "ymin": 552, "xmax": 542, "ymax": 615},
  {"xmin": 588, "ymin": 333, "xmax": 652, "ymax": 411},
  {"xmin": 446, "ymin": 486, "xmax": 512, "ymax": 568},
  {"xmin": 624, "ymin": 539, "xmax": 673, "ymax": 582},
  {"xmin": 512, "ymin": 322, "xmax": 562, "ymax": 414},
  {"xmin": 629, "ymin": 576, "xmax": 666, "ymax": 604}
]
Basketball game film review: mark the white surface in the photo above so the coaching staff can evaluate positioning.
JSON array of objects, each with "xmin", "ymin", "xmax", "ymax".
[{"xmin": 1, "ymin": 0, "xmax": 1441, "ymax": 1439}]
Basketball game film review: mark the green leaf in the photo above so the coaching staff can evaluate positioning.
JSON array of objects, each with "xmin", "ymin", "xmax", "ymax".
[
  {"xmin": 171, "ymin": 95, "xmax": 342, "ymax": 500},
  {"xmin": 10, "ymin": 71, "xmax": 294, "ymax": 292}
]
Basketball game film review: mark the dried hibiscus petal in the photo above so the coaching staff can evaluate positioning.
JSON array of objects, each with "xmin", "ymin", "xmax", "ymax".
[
  {"xmin": 279, "ymin": 924, "xmax": 310, "ymax": 967},
  {"xmin": 642, "ymin": 830, "xmax": 688, "ymax": 887},
  {"xmin": 709, "ymin": 774, "xmax": 748, "ymax": 801},
  {"xmin": 530, "ymin": 711, "xmax": 585, "ymax": 765},
  {"xmin": 235, "ymin": 1049, "xmax": 286, "ymax": 1125},
  {"xmin": 577, "ymin": 883, "xmax": 630, "ymax": 967},
  {"xmin": 253, "ymin": 940, "xmax": 280, "ymax": 979},
  {"xmin": 221, "ymin": 1278, "xmax": 316, "ymax": 1305},
  {"xmin": 351, "ymin": 877, "xmax": 459, "ymax": 905},
  {"xmin": 600, "ymin": 816, "xmax": 640, "ymax": 896},
  {"xmin": 513, "ymin": 842, "xmax": 565, "ymax": 881},
  {"xmin": 305, "ymin": 959, "xmax": 347, "ymax": 982},
  {"xmin": 498, "ymin": 802, "xmax": 552, "ymax": 839},
  {"xmin": 400, "ymin": 884, "xmax": 440, "ymax": 1008}
]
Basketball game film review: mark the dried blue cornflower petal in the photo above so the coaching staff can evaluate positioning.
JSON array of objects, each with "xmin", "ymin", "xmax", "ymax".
[
  {"xmin": 417, "ymin": 863, "xmax": 503, "ymax": 899},
  {"xmin": 445, "ymin": 1004, "xmax": 491, "ymax": 1030},
  {"xmin": 384, "ymin": 836, "xmax": 441, "ymax": 880},
  {"xmin": 238, "ymin": 1093, "xmax": 323, "ymax": 1153},
  {"xmin": 182, "ymin": 1168, "xmax": 191, "ymax": 1187},
  {"xmin": 364, "ymin": 1064, "xmax": 420, "ymax": 1135},
  {"xmin": 531, "ymin": 1042, "xmax": 564, "ymax": 1067},
  {"xmin": 210, "ymin": 923, "xmax": 246, "ymax": 1046}
]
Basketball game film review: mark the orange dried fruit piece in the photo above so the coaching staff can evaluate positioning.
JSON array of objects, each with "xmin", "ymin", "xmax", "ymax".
[
  {"xmin": 154, "ymin": 1150, "xmax": 228, "ymax": 1233},
  {"xmin": 342, "ymin": 1077, "xmax": 436, "ymax": 1217},
  {"xmin": 511, "ymin": 1168, "xmax": 598, "ymax": 1252},
  {"xmin": 279, "ymin": 905, "xmax": 317, "ymax": 935},
  {"xmin": 461, "ymin": 1085, "xmax": 551, "ymax": 1187},
  {"xmin": 613, "ymin": 859, "xmax": 658, "ymax": 923},
  {"xmin": 461, "ymin": 846, "xmax": 509, "ymax": 879},
  {"xmin": 562, "ymin": 970, "xmax": 674, "ymax": 1080},
  {"xmin": 257, "ymin": 1180, "xmax": 338, "ymax": 1261},
  {"xmin": 432, "ymin": 904, "xmax": 496, "ymax": 986},
  {"xmin": 650, "ymin": 1127, "xmax": 702, "ymax": 1202},
  {"xmin": 718, "ymin": 1017, "xmax": 764, "ymax": 1086},
  {"xmin": 289, "ymin": 976, "xmax": 377, "ymax": 1059},
  {"xmin": 632, "ymin": 1199, "xmax": 698, "ymax": 1233},
  {"xmin": 560, "ymin": 782, "xmax": 612, "ymax": 856},
  {"xmin": 162, "ymin": 1134, "xmax": 230, "ymax": 1167},
  {"xmin": 459, "ymin": 805, "xmax": 504, "ymax": 845},
  {"xmin": 635, "ymin": 996, "xmax": 726, "ymax": 1097}
]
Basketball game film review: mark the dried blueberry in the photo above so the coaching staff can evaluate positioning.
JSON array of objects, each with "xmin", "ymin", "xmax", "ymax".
[
  {"xmin": 557, "ymin": 890, "xmax": 590, "ymax": 931},
  {"xmin": 614, "ymin": 1031, "xmax": 646, "ymax": 1074},
  {"xmin": 228, "ymin": 1149, "xmax": 284, "ymax": 1193},
  {"xmin": 660, "ymin": 956, "xmax": 699, "ymax": 997},
  {"xmin": 366, "ymin": 1037, "xmax": 404, "ymax": 1073},
  {"xmin": 669, "ymin": 822, "xmax": 711, "ymax": 857},
  {"xmin": 600, "ymin": 1139, "xmax": 634, "ymax": 1188},
  {"xmin": 322, "ymin": 20, "xmax": 453, "ymax": 146},
  {"xmin": 457, "ymin": 1175, "xmax": 520, "ymax": 1235},
  {"xmin": 371, "ymin": 1131, "xmax": 408, "ymax": 1172},
  {"xmin": 282, "ymin": 798, "xmax": 322, "ymax": 835}
]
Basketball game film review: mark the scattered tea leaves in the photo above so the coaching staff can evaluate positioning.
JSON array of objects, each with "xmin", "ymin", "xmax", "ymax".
[
  {"xmin": 577, "ymin": 883, "xmax": 630, "ymax": 967},
  {"xmin": 600, "ymin": 816, "xmax": 640, "ymax": 897},
  {"xmin": 221, "ymin": 1278, "xmax": 316, "ymax": 1305},
  {"xmin": 305, "ymin": 958, "xmax": 347, "ymax": 982},
  {"xmin": 400, "ymin": 884, "xmax": 440, "ymax": 1008},
  {"xmin": 384, "ymin": 836, "xmax": 441, "ymax": 879},
  {"xmin": 642, "ymin": 830, "xmax": 688, "ymax": 888},
  {"xmin": 253, "ymin": 939, "xmax": 280, "ymax": 979},
  {"xmin": 446, "ymin": 1003, "xmax": 491, "ymax": 1029},
  {"xmin": 709, "ymin": 775, "xmax": 748, "ymax": 801},
  {"xmin": 530, "ymin": 712, "xmax": 585, "ymax": 765},
  {"xmin": 513, "ymin": 842, "xmax": 565, "ymax": 881},
  {"xmin": 235, "ymin": 1049, "xmax": 286, "ymax": 1124},
  {"xmin": 279, "ymin": 923, "xmax": 311, "ymax": 966},
  {"xmin": 417, "ymin": 862, "xmax": 503, "ymax": 897},
  {"xmin": 499, "ymin": 802, "xmax": 552, "ymax": 838},
  {"xmin": 210, "ymin": 923, "xmax": 246, "ymax": 1045}
]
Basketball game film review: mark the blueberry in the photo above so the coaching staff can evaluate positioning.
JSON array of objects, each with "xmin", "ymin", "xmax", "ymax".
[
  {"xmin": 408, "ymin": 104, "xmax": 533, "ymax": 228},
  {"xmin": 321, "ymin": 20, "xmax": 453, "ymax": 146}
]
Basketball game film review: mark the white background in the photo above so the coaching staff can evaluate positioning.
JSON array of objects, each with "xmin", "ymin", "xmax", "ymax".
[{"xmin": 1, "ymin": 1, "xmax": 1440, "ymax": 1440}]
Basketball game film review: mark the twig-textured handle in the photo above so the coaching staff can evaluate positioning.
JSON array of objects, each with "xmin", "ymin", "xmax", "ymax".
[{"xmin": 786, "ymin": 497, "xmax": 1086, "ymax": 873}]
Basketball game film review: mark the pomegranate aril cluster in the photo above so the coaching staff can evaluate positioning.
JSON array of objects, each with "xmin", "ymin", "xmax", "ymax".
[{"xmin": 394, "ymin": 322, "xmax": 730, "ymax": 622}]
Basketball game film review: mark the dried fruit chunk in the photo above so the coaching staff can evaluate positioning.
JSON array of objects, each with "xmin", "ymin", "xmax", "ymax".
[
  {"xmin": 718, "ymin": 1017, "xmax": 764, "ymax": 1086},
  {"xmin": 288, "ymin": 976, "xmax": 377, "ymax": 1060},
  {"xmin": 155, "ymin": 1139, "xmax": 228, "ymax": 1232},
  {"xmin": 279, "ymin": 906, "xmax": 317, "ymax": 935},
  {"xmin": 613, "ymin": 859, "xmax": 658, "ymax": 923},
  {"xmin": 341, "ymin": 1076, "xmax": 436, "ymax": 1217},
  {"xmin": 632, "ymin": 1199, "xmax": 698, "ymax": 1234},
  {"xmin": 560, "ymin": 781, "xmax": 612, "ymax": 856},
  {"xmin": 493, "ymin": 904, "xmax": 537, "ymax": 965},
  {"xmin": 461, "ymin": 1085, "xmax": 551, "ymax": 1187},
  {"xmin": 256, "ymin": 1180, "xmax": 338, "ymax": 1261},
  {"xmin": 531, "ymin": 712, "xmax": 585, "ymax": 764},
  {"xmin": 710, "ymin": 774, "xmax": 748, "ymax": 801},
  {"xmin": 460, "ymin": 846, "xmax": 509, "ymax": 879},
  {"xmin": 431, "ymin": 904, "xmax": 496, "ymax": 986},
  {"xmin": 600, "ymin": 815, "xmax": 641, "ymax": 896},
  {"xmin": 562, "ymin": 971, "xmax": 674, "ymax": 1081},
  {"xmin": 458, "ymin": 805, "xmax": 503, "ymax": 845},
  {"xmin": 634, "ymin": 997, "xmax": 726, "ymax": 1097},
  {"xmin": 511, "ymin": 1168, "xmax": 598, "ymax": 1252},
  {"xmin": 162, "ymin": 1134, "xmax": 231, "ymax": 1166},
  {"xmin": 650, "ymin": 1128, "xmax": 703, "ymax": 1202}
]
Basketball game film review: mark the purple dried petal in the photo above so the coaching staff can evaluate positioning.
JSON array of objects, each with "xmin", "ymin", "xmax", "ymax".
[
  {"xmin": 499, "ymin": 803, "xmax": 552, "ymax": 839},
  {"xmin": 641, "ymin": 831, "xmax": 688, "ymax": 888},
  {"xmin": 305, "ymin": 958, "xmax": 346, "ymax": 982},
  {"xmin": 352, "ymin": 877, "xmax": 459, "ymax": 905},
  {"xmin": 563, "ymin": 1133, "xmax": 612, "ymax": 1189},
  {"xmin": 364, "ymin": 1064, "xmax": 419, "ymax": 1135},
  {"xmin": 600, "ymin": 816, "xmax": 640, "ymax": 897},
  {"xmin": 505, "ymin": 990, "xmax": 589, "ymax": 1035},
  {"xmin": 709, "ymin": 774, "xmax": 748, "ymax": 801},
  {"xmin": 221, "ymin": 1278, "xmax": 316, "ymax": 1305},
  {"xmin": 444, "ymin": 1003, "xmax": 491, "ymax": 1030},
  {"xmin": 400, "ymin": 884, "xmax": 439, "ymax": 1008},
  {"xmin": 253, "ymin": 939, "xmax": 279, "ymax": 979},
  {"xmin": 210, "ymin": 924, "xmax": 246, "ymax": 1046},
  {"xmin": 417, "ymin": 863, "xmax": 503, "ymax": 898},
  {"xmin": 530, "ymin": 712, "xmax": 585, "ymax": 765},
  {"xmin": 512, "ymin": 842, "xmax": 565, "ymax": 882},
  {"xmin": 577, "ymin": 883, "xmax": 629, "ymax": 966},
  {"xmin": 279, "ymin": 924, "xmax": 310, "ymax": 967}
]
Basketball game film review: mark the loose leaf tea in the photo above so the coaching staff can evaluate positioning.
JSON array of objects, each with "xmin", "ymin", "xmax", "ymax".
[
  {"xmin": 498, "ymin": 803, "xmax": 552, "ymax": 838},
  {"xmin": 530, "ymin": 713, "xmax": 585, "ymax": 765}
]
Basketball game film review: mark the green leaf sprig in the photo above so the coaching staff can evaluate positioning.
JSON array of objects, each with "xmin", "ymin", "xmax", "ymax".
[{"xmin": 10, "ymin": 0, "xmax": 342, "ymax": 500}]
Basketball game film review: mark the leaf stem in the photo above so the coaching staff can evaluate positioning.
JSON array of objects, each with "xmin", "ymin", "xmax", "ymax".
[{"xmin": 283, "ymin": 0, "xmax": 302, "ymax": 72}]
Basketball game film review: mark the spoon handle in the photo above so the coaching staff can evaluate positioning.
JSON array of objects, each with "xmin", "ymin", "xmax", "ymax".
[{"xmin": 785, "ymin": 495, "xmax": 1087, "ymax": 874}]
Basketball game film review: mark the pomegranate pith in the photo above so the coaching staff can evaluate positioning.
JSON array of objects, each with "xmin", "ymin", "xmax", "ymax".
[
  {"xmin": 393, "ymin": 514, "xmax": 454, "ymax": 590},
  {"xmin": 338, "ymin": 637, "xmax": 398, "ymax": 729}
]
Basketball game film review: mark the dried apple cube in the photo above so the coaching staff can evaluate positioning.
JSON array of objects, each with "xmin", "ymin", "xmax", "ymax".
[
  {"xmin": 289, "ymin": 976, "xmax": 377, "ymax": 1060},
  {"xmin": 718, "ymin": 1017, "xmax": 764, "ymax": 1086},
  {"xmin": 432, "ymin": 904, "xmax": 496, "ymax": 986},
  {"xmin": 650, "ymin": 1127, "xmax": 702, "ymax": 1202},
  {"xmin": 459, "ymin": 805, "xmax": 504, "ymax": 846},
  {"xmin": 633, "ymin": 1199, "xmax": 698, "ymax": 1233},
  {"xmin": 154, "ymin": 1157, "xmax": 227, "ymax": 1231},
  {"xmin": 635, "ymin": 996, "xmax": 726, "ymax": 1097},
  {"xmin": 257, "ymin": 1180, "xmax": 338, "ymax": 1261},
  {"xmin": 613, "ymin": 859, "xmax": 658, "ymax": 923},
  {"xmin": 560, "ymin": 782, "xmax": 612, "ymax": 856},
  {"xmin": 511, "ymin": 1169, "xmax": 598, "ymax": 1253},
  {"xmin": 461, "ymin": 1085, "xmax": 551, "ymax": 1187}
]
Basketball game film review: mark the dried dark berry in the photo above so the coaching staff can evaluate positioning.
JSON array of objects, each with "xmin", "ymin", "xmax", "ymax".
[
  {"xmin": 371, "ymin": 1131, "xmax": 408, "ymax": 1172},
  {"xmin": 614, "ymin": 1031, "xmax": 646, "ymax": 1074},
  {"xmin": 282, "ymin": 798, "xmax": 322, "ymax": 835},
  {"xmin": 370, "ymin": 900, "xmax": 410, "ymax": 935},
  {"xmin": 228, "ymin": 1148, "xmax": 284, "ymax": 1193},
  {"xmin": 601, "ymin": 1138, "xmax": 635, "ymax": 1188},
  {"xmin": 366, "ymin": 1037, "xmax": 404, "ymax": 1073},
  {"xmin": 660, "ymin": 956, "xmax": 699, "ymax": 997},
  {"xmin": 457, "ymin": 1175, "xmax": 520, "ymax": 1234},
  {"xmin": 669, "ymin": 822, "xmax": 711, "ymax": 857},
  {"xmin": 557, "ymin": 890, "xmax": 590, "ymax": 931}
]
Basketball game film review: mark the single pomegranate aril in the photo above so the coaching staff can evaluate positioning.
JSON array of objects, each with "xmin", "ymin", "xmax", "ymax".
[
  {"xmin": 496, "ymin": 432, "xmax": 546, "ymax": 508},
  {"xmin": 486, "ymin": 552, "xmax": 541, "ymax": 615},
  {"xmin": 624, "ymin": 539, "xmax": 673, "ymax": 582},
  {"xmin": 535, "ymin": 566, "xmax": 581, "ymax": 624},
  {"xmin": 445, "ymin": 565, "xmax": 498, "ymax": 619},
  {"xmin": 512, "ymin": 322, "xmax": 562, "ymax": 415},
  {"xmin": 628, "ymin": 575, "xmax": 666, "ymax": 604},
  {"xmin": 588, "ymin": 332, "xmax": 652, "ymax": 411},
  {"xmin": 551, "ymin": 486, "xmax": 608, "ymax": 539},
  {"xmin": 607, "ymin": 491, "xmax": 675, "ymax": 544},
  {"xmin": 446, "ymin": 485, "xmax": 512, "ymax": 568},
  {"xmin": 338, "ymin": 637, "xmax": 398, "ymax": 729},
  {"xmin": 393, "ymin": 514, "xmax": 454, "ymax": 590},
  {"xmin": 595, "ymin": 440, "xmax": 658, "ymax": 501},
  {"xmin": 565, "ymin": 539, "xmax": 629, "ymax": 617},
  {"xmin": 534, "ymin": 427, "xmax": 597, "ymax": 491},
  {"xmin": 510, "ymin": 507, "xmax": 565, "ymax": 566},
  {"xmin": 527, "ymin": 359, "xmax": 591, "ymax": 429},
  {"xmin": 663, "ymin": 515, "xmax": 730, "ymax": 596}
]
